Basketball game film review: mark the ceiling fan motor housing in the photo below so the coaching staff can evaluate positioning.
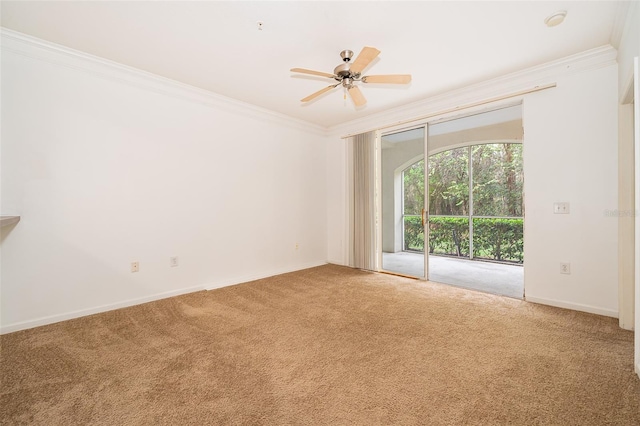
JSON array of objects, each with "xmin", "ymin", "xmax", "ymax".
[{"xmin": 333, "ymin": 63, "xmax": 351, "ymax": 78}]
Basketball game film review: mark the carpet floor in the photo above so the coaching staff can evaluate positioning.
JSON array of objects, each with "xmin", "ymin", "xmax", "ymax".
[{"xmin": 1, "ymin": 264, "xmax": 639, "ymax": 425}]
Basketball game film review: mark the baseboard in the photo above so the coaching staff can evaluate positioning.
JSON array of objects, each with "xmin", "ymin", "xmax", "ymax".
[
  {"xmin": 525, "ymin": 296, "xmax": 618, "ymax": 318},
  {"xmin": 204, "ymin": 261, "xmax": 327, "ymax": 290},
  {"xmin": 619, "ymin": 317, "xmax": 634, "ymax": 331},
  {"xmin": 1, "ymin": 263, "xmax": 329, "ymax": 334},
  {"xmin": 0, "ymin": 285, "xmax": 205, "ymax": 335}
]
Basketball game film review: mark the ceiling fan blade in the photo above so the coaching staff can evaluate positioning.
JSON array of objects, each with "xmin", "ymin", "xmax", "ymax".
[
  {"xmin": 350, "ymin": 46, "xmax": 381, "ymax": 74},
  {"xmin": 290, "ymin": 68, "xmax": 335, "ymax": 78},
  {"xmin": 301, "ymin": 84, "xmax": 339, "ymax": 102},
  {"xmin": 348, "ymin": 86, "xmax": 367, "ymax": 107},
  {"xmin": 363, "ymin": 74, "xmax": 412, "ymax": 84}
]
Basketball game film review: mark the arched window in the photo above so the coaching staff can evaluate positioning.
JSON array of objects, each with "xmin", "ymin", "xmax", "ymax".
[{"xmin": 402, "ymin": 142, "xmax": 524, "ymax": 263}]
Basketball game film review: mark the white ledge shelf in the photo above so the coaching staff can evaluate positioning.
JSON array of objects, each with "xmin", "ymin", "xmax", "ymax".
[{"xmin": 0, "ymin": 216, "xmax": 21, "ymax": 228}]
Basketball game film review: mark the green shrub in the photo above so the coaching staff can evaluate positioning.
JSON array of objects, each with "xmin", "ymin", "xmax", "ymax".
[
  {"xmin": 404, "ymin": 216, "xmax": 424, "ymax": 251},
  {"xmin": 429, "ymin": 217, "xmax": 469, "ymax": 256},
  {"xmin": 403, "ymin": 216, "xmax": 524, "ymax": 263},
  {"xmin": 473, "ymin": 218, "xmax": 523, "ymax": 263}
]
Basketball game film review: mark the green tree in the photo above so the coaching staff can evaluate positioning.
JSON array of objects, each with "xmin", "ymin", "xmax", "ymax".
[
  {"xmin": 403, "ymin": 160, "xmax": 424, "ymax": 215},
  {"xmin": 472, "ymin": 144, "xmax": 523, "ymax": 217},
  {"xmin": 427, "ymin": 148, "xmax": 469, "ymax": 216}
]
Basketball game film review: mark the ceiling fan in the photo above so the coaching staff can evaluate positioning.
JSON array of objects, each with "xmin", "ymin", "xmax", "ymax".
[{"xmin": 290, "ymin": 46, "xmax": 412, "ymax": 107}]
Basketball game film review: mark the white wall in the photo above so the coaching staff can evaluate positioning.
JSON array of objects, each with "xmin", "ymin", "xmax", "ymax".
[
  {"xmin": 619, "ymin": 102, "xmax": 635, "ymax": 329},
  {"xmin": 522, "ymin": 64, "xmax": 619, "ymax": 316},
  {"xmin": 616, "ymin": 0, "xmax": 638, "ymax": 333},
  {"xmin": 614, "ymin": 0, "xmax": 639, "ymax": 377},
  {"xmin": 0, "ymin": 33, "xmax": 329, "ymax": 333}
]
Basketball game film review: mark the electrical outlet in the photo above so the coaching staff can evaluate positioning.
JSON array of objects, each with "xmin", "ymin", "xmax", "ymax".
[
  {"xmin": 170, "ymin": 256, "xmax": 179, "ymax": 267},
  {"xmin": 131, "ymin": 261, "xmax": 139, "ymax": 273},
  {"xmin": 553, "ymin": 202, "xmax": 570, "ymax": 214},
  {"xmin": 560, "ymin": 262, "xmax": 571, "ymax": 274}
]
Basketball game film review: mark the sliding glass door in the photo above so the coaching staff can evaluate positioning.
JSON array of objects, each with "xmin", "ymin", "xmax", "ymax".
[
  {"xmin": 380, "ymin": 127, "xmax": 428, "ymax": 278},
  {"xmin": 422, "ymin": 105, "xmax": 524, "ymax": 297},
  {"xmin": 378, "ymin": 105, "xmax": 524, "ymax": 298}
]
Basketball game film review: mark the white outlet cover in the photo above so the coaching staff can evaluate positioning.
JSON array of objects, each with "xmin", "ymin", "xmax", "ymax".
[
  {"xmin": 560, "ymin": 262, "xmax": 571, "ymax": 274},
  {"xmin": 553, "ymin": 202, "xmax": 570, "ymax": 214}
]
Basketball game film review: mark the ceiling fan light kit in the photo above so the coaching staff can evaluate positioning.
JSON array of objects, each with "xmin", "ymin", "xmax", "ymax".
[{"xmin": 290, "ymin": 46, "xmax": 412, "ymax": 107}]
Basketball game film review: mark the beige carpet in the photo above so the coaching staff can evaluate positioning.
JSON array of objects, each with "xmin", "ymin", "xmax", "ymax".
[{"xmin": 1, "ymin": 264, "xmax": 639, "ymax": 425}]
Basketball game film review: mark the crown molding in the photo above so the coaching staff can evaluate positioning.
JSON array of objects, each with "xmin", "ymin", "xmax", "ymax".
[
  {"xmin": 328, "ymin": 44, "xmax": 618, "ymax": 138},
  {"xmin": 0, "ymin": 28, "xmax": 328, "ymax": 136},
  {"xmin": 1, "ymin": 27, "xmax": 619, "ymax": 139}
]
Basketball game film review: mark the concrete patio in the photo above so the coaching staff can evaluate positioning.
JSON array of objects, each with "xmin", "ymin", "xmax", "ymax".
[{"xmin": 382, "ymin": 251, "xmax": 524, "ymax": 299}]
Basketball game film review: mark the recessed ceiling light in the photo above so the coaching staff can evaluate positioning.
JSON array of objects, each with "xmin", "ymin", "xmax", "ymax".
[{"xmin": 545, "ymin": 10, "xmax": 567, "ymax": 27}]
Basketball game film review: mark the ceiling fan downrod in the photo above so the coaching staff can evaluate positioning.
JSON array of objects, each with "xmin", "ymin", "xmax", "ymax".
[{"xmin": 334, "ymin": 50, "xmax": 360, "ymax": 86}]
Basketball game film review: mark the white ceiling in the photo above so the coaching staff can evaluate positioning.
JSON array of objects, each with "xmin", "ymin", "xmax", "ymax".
[{"xmin": 0, "ymin": 1, "xmax": 628, "ymax": 128}]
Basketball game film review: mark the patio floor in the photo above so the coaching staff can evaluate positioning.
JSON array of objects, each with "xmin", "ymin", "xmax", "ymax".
[{"xmin": 382, "ymin": 251, "xmax": 524, "ymax": 299}]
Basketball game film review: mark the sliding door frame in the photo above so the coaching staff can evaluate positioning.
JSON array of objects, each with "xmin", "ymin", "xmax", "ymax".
[
  {"xmin": 376, "ymin": 100, "xmax": 525, "ymax": 283},
  {"xmin": 377, "ymin": 124, "xmax": 429, "ymax": 279},
  {"xmin": 633, "ymin": 57, "xmax": 639, "ymax": 378},
  {"xmin": 423, "ymin": 125, "xmax": 430, "ymax": 279}
]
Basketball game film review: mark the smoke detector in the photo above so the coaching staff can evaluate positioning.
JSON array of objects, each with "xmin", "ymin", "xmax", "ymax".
[{"xmin": 545, "ymin": 10, "xmax": 567, "ymax": 27}]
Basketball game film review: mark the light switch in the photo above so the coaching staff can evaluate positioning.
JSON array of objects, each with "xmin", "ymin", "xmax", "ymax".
[{"xmin": 553, "ymin": 202, "xmax": 570, "ymax": 214}]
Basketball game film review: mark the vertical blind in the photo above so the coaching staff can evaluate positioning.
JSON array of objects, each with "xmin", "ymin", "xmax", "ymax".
[{"xmin": 350, "ymin": 131, "xmax": 377, "ymax": 270}]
